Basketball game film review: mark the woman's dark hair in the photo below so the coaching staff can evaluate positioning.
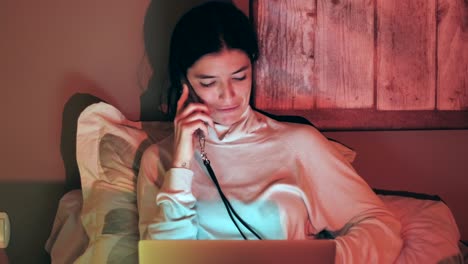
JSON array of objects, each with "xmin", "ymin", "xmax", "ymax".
[{"xmin": 143, "ymin": 1, "xmax": 259, "ymax": 121}]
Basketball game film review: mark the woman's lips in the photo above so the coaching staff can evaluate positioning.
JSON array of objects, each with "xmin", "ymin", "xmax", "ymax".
[{"xmin": 217, "ymin": 105, "xmax": 239, "ymax": 112}]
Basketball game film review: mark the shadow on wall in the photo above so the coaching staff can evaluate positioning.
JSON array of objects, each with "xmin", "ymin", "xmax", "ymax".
[
  {"xmin": 61, "ymin": 92, "xmax": 104, "ymax": 191},
  {"xmin": 60, "ymin": 0, "xmax": 235, "ymax": 190},
  {"xmin": 139, "ymin": 0, "xmax": 232, "ymax": 122},
  {"xmin": 59, "ymin": 71, "xmax": 120, "ymax": 191}
]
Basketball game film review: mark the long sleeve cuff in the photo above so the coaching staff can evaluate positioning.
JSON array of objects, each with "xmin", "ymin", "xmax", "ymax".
[{"xmin": 161, "ymin": 168, "xmax": 194, "ymax": 193}]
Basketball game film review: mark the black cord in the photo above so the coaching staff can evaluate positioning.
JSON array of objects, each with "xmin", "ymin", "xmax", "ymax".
[
  {"xmin": 219, "ymin": 190, "xmax": 247, "ymax": 239},
  {"xmin": 204, "ymin": 161, "xmax": 247, "ymax": 239},
  {"xmin": 203, "ymin": 159, "xmax": 262, "ymax": 240}
]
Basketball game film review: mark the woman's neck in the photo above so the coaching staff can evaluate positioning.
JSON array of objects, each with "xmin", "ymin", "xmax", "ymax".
[{"xmin": 210, "ymin": 105, "xmax": 252, "ymax": 141}]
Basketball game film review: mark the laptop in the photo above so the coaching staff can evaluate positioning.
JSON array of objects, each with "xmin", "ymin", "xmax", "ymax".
[{"xmin": 139, "ymin": 239, "xmax": 336, "ymax": 264}]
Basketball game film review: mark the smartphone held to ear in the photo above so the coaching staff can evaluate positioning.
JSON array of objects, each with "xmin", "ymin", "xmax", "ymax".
[
  {"xmin": 187, "ymin": 88, "xmax": 201, "ymax": 105},
  {"xmin": 181, "ymin": 76, "xmax": 201, "ymax": 106},
  {"xmin": 180, "ymin": 76, "xmax": 206, "ymax": 140}
]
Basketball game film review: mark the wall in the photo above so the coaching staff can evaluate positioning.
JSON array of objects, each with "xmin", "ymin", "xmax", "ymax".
[
  {"xmin": 1, "ymin": 1, "xmax": 149, "ymax": 183},
  {"xmin": 325, "ymin": 130, "xmax": 468, "ymax": 241},
  {"xmin": 251, "ymin": 0, "xmax": 468, "ymax": 130},
  {"xmin": 0, "ymin": 1, "xmax": 466, "ymax": 263}
]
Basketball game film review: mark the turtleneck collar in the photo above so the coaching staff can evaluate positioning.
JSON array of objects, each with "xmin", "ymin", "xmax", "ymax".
[{"xmin": 206, "ymin": 106, "xmax": 265, "ymax": 144}]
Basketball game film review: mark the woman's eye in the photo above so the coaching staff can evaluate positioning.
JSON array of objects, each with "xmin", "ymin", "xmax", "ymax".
[
  {"xmin": 200, "ymin": 81, "xmax": 216, "ymax": 88},
  {"xmin": 233, "ymin": 75, "xmax": 246, "ymax": 81}
]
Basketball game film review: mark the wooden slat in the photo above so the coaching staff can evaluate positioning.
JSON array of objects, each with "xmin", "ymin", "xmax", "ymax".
[
  {"xmin": 252, "ymin": 0, "xmax": 316, "ymax": 110},
  {"xmin": 437, "ymin": 0, "xmax": 468, "ymax": 110},
  {"xmin": 261, "ymin": 108, "xmax": 468, "ymax": 131},
  {"xmin": 376, "ymin": 0, "xmax": 437, "ymax": 110},
  {"xmin": 315, "ymin": 0, "xmax": 375, "ymax": 109}
]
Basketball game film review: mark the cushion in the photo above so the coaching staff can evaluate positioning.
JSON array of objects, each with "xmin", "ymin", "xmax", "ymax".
[
  {"xmin": 75, "ymin": 102, "xmax": 172, "ymax": 264},
  {"xmin": 45, "ymin": 190, "xmax": 88, "ymax": 264},
  {"xmin": 377, "ymin": 192, "xmax": 463, "ymax": 263}
]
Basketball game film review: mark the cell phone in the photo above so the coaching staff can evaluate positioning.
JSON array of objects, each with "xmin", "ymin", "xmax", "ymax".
[
  {"xmin": 181, "ymin": 75, "xmax": 201, "ymax": 106},
  {"xmin": 181, "ymin": 75, "xmax": 206, "ymax": 140}
]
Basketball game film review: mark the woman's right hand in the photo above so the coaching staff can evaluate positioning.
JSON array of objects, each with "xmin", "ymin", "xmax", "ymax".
[{"xmin": 172, "ymin": 84, "xmax": 214, "ymax": 169}]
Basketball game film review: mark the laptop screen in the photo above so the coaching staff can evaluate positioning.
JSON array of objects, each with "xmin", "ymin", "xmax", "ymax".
[{"xmin": 139, "ymin": 239, "xmax": 336, "ymax": 264}]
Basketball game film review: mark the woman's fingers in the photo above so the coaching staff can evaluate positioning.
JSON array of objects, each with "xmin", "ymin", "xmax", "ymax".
[
  {"xmin": 177, "ymin": 110, "xmax": 214, "ymax": 129},
  {"xmin": 179, "ymin": 120, "xmax": 209, "ymax": 139},
  {"xmin": 174, "ymin": 83, "xmax": 213, "ymax": 134},
  {"xmin": 177, "ymin": 103, "xmax": 210, "ymax": 120},
  {"xmin": 175, "ymin": 100, "xmax": 213, "ymax": 130},
  {"xmin": 175, "ymin": 110, "xmax": 212, "ymax": 138},
  {"xmin": 172, "ymin": 83, "xmax": 212, "ymax": 168}
]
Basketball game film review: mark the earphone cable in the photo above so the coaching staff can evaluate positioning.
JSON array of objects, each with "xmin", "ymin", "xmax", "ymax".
[{"xmin": 202, "ymin": 159, "xmax": 262, "ymax": 240}]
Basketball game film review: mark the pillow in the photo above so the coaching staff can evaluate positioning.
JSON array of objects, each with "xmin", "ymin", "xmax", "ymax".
[
  {"xmin": 75, "ymin": 102, "xmax": 172, "ymax": 264},
  {"xmin": 45, "ymin": 190, "xmax": 88, "ymax": 264},
  {"xmin": 74, "ymin": 102, "xmax": 357, "ymax": 263},
  {"xmin": 376, "ymin": 191, "xmax": 463, "ymax": 263}
]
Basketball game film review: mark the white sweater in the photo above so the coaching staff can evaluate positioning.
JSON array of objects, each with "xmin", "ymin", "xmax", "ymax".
[{"xmin": 137, "ymin": 106, "xmax": 403, "ymax": 263}]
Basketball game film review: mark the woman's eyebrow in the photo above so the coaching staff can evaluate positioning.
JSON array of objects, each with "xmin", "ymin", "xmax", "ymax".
[
  {"xmin": 195, "ymin": 74, "xmax": 216, "ymax": 79},
  {"xmin": 232, "ymin": 65, "xmax": 249, "ymax": 74},
  {"xmin": 194, "ymin": 65, "xmax": 250, "ymax": 79}
]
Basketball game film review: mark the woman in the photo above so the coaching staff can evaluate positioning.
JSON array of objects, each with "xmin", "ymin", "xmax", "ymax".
[{"xmin": 138, "ymin": 2, "xmax": 403, "ymax": 263}]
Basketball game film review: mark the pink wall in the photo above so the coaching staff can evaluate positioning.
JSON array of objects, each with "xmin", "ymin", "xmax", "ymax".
[
  {"xmin": 233, "ymin": 0, "xmax": 249, "ymax": 15},
  {"xmin": 1, "ymin": 0, "xmax": 150, "ymax": 182},
  {"xmin": 325, "ymin": 130, "xmax": 468, "ymax": 240}
]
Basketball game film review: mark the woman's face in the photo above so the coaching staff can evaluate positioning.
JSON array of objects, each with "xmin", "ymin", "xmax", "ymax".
[{"xmin": 186, "ymin": 48, "xmax": 252, "ymax": 126}]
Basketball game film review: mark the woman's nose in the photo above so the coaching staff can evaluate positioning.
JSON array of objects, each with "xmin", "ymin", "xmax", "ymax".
[{"xmin": 218, "ymin": 80, "xmax": 235, "ymax": 100}]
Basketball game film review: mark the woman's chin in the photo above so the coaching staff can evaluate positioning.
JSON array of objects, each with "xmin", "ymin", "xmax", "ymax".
[
  {"xmin": 214, "ymin": 118, "xmax": 238, "ymax": 127},
  {"xmin": 213, "ymin": 114, "xmax": 242, "ymax": 127},
  {"xmin": 212, "ymin": 105, "xmax": 248, "ymax": 126}
]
